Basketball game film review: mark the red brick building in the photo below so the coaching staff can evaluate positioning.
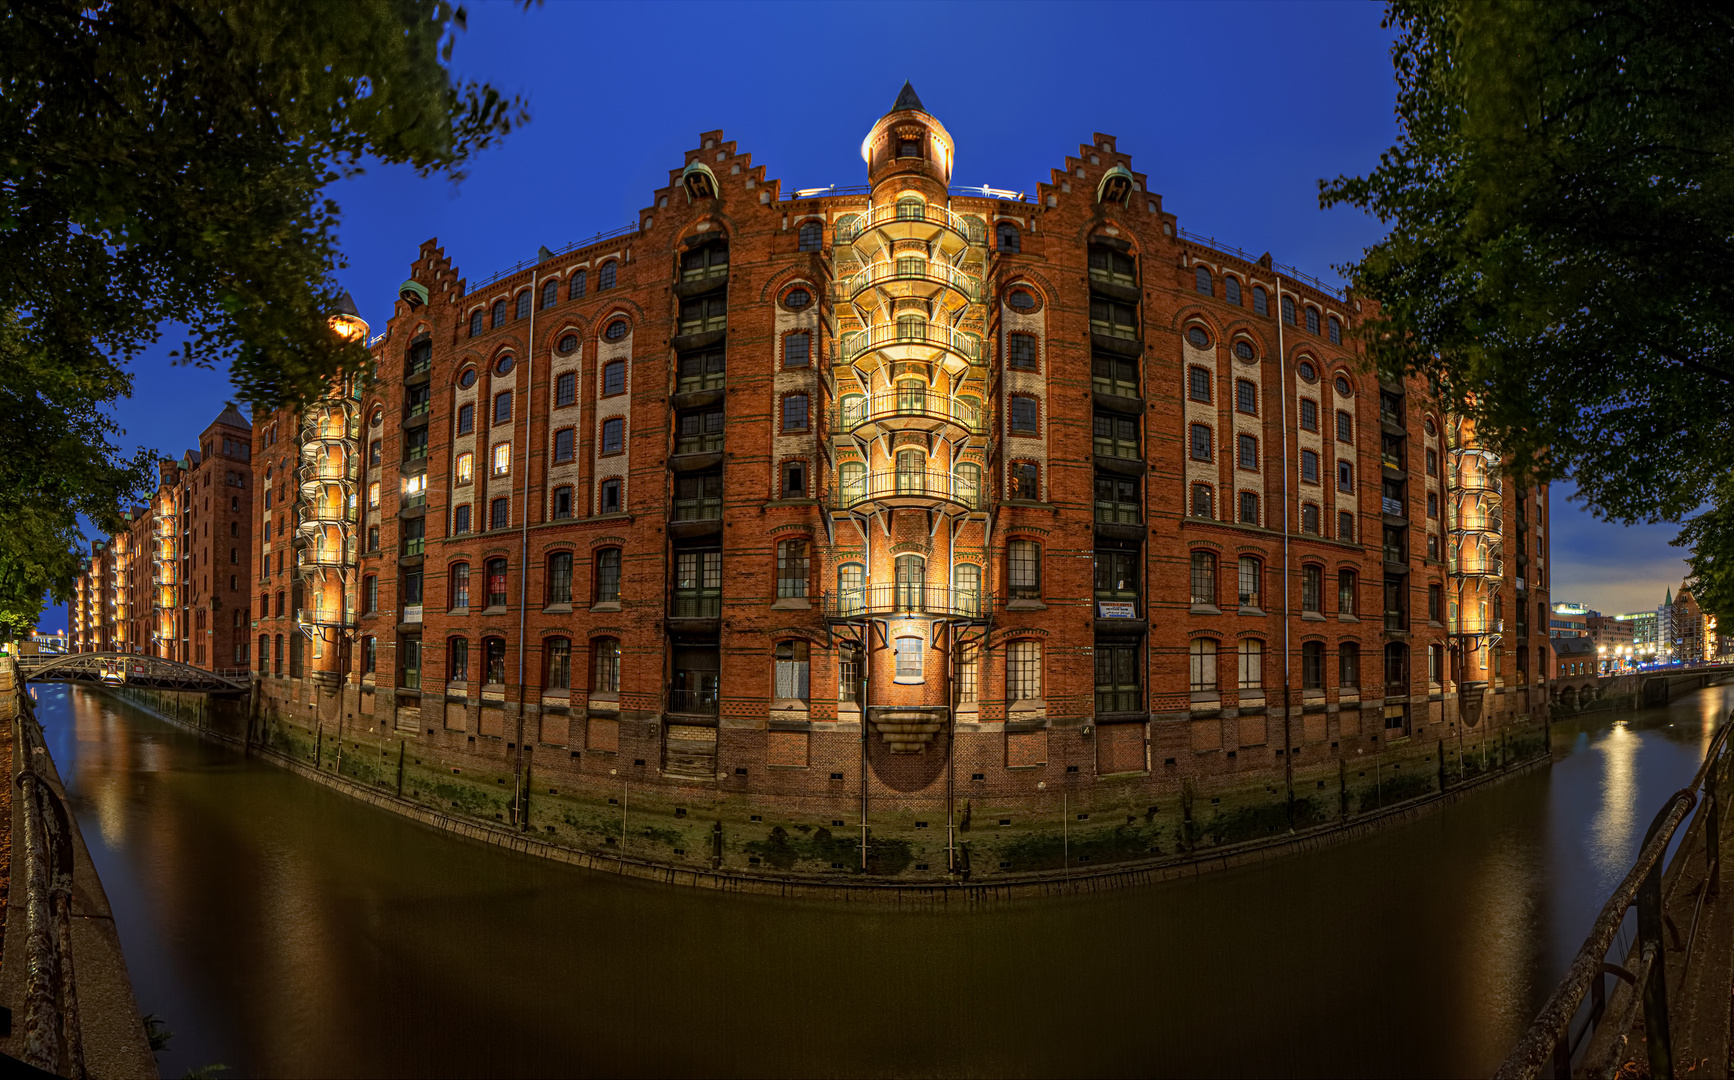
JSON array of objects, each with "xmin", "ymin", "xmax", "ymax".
[{"xmin": 254, "ymin": 85, "xmax": 1552, "ymax": 845}]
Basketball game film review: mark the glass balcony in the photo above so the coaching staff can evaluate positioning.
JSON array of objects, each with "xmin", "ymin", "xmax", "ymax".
[{"xmin": 671, "ymin": 593, "xmax": 720, "ymax": 618}]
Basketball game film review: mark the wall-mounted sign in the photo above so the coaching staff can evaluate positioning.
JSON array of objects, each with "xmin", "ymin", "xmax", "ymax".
[{"xmin": 1097, "ymin": 602, "xmax": 1137, "ymax": 619}]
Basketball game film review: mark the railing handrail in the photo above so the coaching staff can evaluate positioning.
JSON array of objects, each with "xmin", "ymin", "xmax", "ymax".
[
  {"xmin": 1175, "ymin": 226, "xmax": 1347, "ymax": 301},
  {"xmin": 831, "ymin": 468, "xmax": 983, "ymax": 512},
  {"xmin": 1497, "ymin": 715, "xmax": 1734, "ymax": 1080},
  {"xmin": 838, "ymin": 200, "xmax": 984, "ymax": 243},
  {"xmin": 839, "ymin": 321, "xmax": 983, "ymax": 364},
  {"xmin": 834, "ymin": 389, "xmax": 984, "ymax": 434},
  {"xmin": 823, "ymin": 583, "xmax": 992, "ymax": 621},
  {"xmin": 841, "ymin": 258, "xmax": 980, "ymax": 302}
]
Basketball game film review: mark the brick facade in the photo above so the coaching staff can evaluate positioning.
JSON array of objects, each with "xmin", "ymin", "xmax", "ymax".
[{"xmin": 252, "ymin": 86, "xmax": 1552, "ymax": 840}]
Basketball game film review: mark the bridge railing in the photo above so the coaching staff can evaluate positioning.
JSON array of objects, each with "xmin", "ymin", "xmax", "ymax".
[{"xmin": 1496, "ymin": 713, "xmax": 1733, "ymax": 1080}]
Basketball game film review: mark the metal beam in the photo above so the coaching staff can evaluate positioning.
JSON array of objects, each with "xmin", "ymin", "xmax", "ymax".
[{"xmin": 16, "ymin": 652, "xmax": 248, "ymax": 694}]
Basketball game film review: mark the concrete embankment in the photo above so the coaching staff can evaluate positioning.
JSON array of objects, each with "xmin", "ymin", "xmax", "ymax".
[{"xmin": 111, "ymin": 682, "xmax": 1553, "ymax": 903}]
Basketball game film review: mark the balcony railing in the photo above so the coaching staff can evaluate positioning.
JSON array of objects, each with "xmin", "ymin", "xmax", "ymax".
[
  {"xmin": 838, "ymin": 322, "xmax": 983, "ymax": 365},
  {"xmin": 836, "ymin": 201, "xmax": 982, "ymax": 245},
  {"xmin": 673, "ymin": 497, "xmax": 722, "ymax": 522},
  {"xmin": 834, "ymin": 391, "xmax": 983, "ymax": 435},
  {"xmin": 842, "ymin": 259, "xmax": 980, "ymax": 303},
  {"xmin": 670, "ymin": 593, "xmax": 721, "ymax": 618},
  {"xmin": 831, "ymin": 469, "xmax": 983, "ymax": 513},
  {"xmin": 668, "ymin": 686, "xmax": 719, "ymax": 716},
  {"xmin": 823, "ymin": 584, "xmax": 991, "ymax": 621}
]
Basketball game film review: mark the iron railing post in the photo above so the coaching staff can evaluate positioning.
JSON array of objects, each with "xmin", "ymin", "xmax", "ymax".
[{"xmin": 1636, "ymin": 828, "xmax": 1673, "ymax": 1079}]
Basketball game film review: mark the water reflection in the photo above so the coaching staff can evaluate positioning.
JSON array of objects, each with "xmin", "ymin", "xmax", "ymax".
[{"xmin": 28, "ymin": 683, "xmax": 1734, "ymax": 1079}]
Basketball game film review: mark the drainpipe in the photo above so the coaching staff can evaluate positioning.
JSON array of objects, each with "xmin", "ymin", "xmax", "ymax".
[
  {"xmin": 1276, "ymin": 275, "xmax": 1295, "ymax": 819},
  {"xmin": 512, "ymin": 271, "xmax": 537, "ymax": 828}
]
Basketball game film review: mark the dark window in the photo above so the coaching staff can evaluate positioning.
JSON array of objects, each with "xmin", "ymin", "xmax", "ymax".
[
  {"xmin": 1190, "ymin": 424, "xmax": 1212, "ymax": 461},
  {"xmin": 1237, "ymin": 433, "xmax": 1258, "ymax": 470},
  {"xmin": 782, "ymin": 460, "xmax": 806, "ymax": 498},
  {"xmin": 1008, "ymin": 289, "xmax": 1035, "ymax": 310},
  {"xmin": 1336, "ymin": 410, "xmax": 1353, "ymax": 443},
  {"xmin": 1328, "ymin": 316, "xmax": 1342, "ymax": 344},
  {"xmin": 1092, "ymin": 413, "xmax": 1138, "ymax": 459},
  {"xmin": 469, "ymin": 310, "xmax": 483, "ymax": 337},
  {"xmin": 553, "ymin": 428, "xmax": 575, "ymax": 463},
  {"xmin": 1094, "ymin": 643, "xmax": 1140, "ymax": 715},
  {"xmin": 601, "ymin": 360, "xmax": 626, "ymax": 397},
  {"xmin": 1009, "ymin": 462, "xmax": 1039, "ymax": 501},
  {"xmin": 1304, "ymin": 306, "xmax": 1319, "ymax": 334},
  {"xmin": 1009, "ymin": 397, "xmax": 1038, "ymax": 435},
  {"xmin": 1300, "ymin": 398, "xmax": 1318, "ymax": 431},
  {"xmin": 1281, "ymin": 295, "xmax": 1296, "ymax": 326},
  {"xmin": 402, "ymin": 516, "xmax": 425, "ymax": 555},
  {"xmin": 452, "ymin": 504, "xmax": 471, "ymax": 534},
  {"xmin": 677, "ymin": 349, "xmax": 726, "ymax": 393},
  {"xmin": 1191, "ymin": 483, "xmax": 1214, "ymax": 518},
  {"xmin": 1426, "ymin": 447, "xmax": 1439, "ymax": 477},
  {"xmin": 1429, "ymin": 583, "xmax": 1443, "ymax": 623},
  {"xmin": 673, "ymin": 473, "xmax": 721, "ymax": 520},
  {"xmin": 1253, "ymin": 285, "xmax": 1268, "ymax": 316},
  {"xmin": 456, "ymin": 404, "xmax": 474, "ymax": 435},
  {"xmin": 515, "ymin": 290, "xmax": 531, "ymax": 320},
  {"xmin": 1338, "ymin": 570, "xmax": 1357, "ymax": 615},
  {"xmin": 798, "ymin": 221, "xmax": 822, "ymax": 252},
  {"xmin": 679, "ymin": 294, "xmax": 726, "ymax": 335},
  {"xmin": 599, "ymin": 478, "xmax": 622, "ymax": 514},
  {"xmin": 1301, "ymin": 449, "xmax": 1319, "ymax": 483},
  {"xmin": 483, "ymin": 637, "xmax": 506, "ymax": 684},
  {"xmin": 449, "ymin": 563, "xmax": 470, "ymax": 609},
  {"xmin": 898, "ymin": 137, "xmax": 922, "ymax": 158},
  {"xmin": 448, "ymin": 638, "xmax": 468, "ymax": 681},
  {"xmin": 1236, "ymin": 379, "xmax": 1257, "ymax": 415},
  {"xmin": 1009, "ymin": 540, "xmax": 1041, "ymax": 599},
  {"xmin": 486, "ymin": 559, "xmax": 508, "ymax": 608},
  {"xmin": 676, "ymin": 408, "xmax": 724, "ymax": 455},
  {"xmin": 545, "ymin": 638, "xmax": 572, "ymax": 690},
  {"xmin": 997, "ymin": 222, "xmax": 1020, "ymax": 252},
  {"xmin": 362, "ymin": 637, "xmax": 376, "ymax": 674},
  {"xmin": 782, "ymin": 394, "xmax": 809, "ymax": 432},
  {"xmin": 1093, "ymin": 474, "xmax": 1140, "ymax": 524},
  {"xmin": 1302, "ymin": 565, "xmax": 1322, "ymax": 612},
  {"xmin": 1090, "ymin": 297, "xmax": 1137, "ymax": 339},
  {"xmin": 401, "ymin": 567, "xmax": 423, "ymax": 605},
  {"xmin": 1338, "ymin": 510, "xmax": 1354, "ymax": 542},
  {"xmin": 1338, "ymin": 460, "xmax": 1354, "ymax": 492},
  {"xmin": 492, "ymin": 300, "xmax": 507, "ymax": 328},
  {"xmin": 555, "ymin": 372, "xmax": 576, "ymax": 407},
  {"xmin": 1188, "ymin": 366, "xmax": 1211, "ymax": 402},
  {"xmin": 784, "ymin": 332, "xmax": 810, "ymax": 368},
  {"xmin": 363, "ymin": 575, "xmax": 378, "ymax": 613},
  {"xmin": 1302, "ymin": 641, "xmax": 1324, "ymax": 689},
  {"xmin": 547, "ymin": 552, "xmax": 573, "ymax": 605},
  {"xmin": 1340, "ymin": 643, "xmax": 1360, "ymax": 688},
  {"xmin": 490, "ymin": 497, "xmax": 509, "ymax": 530},
  {"xmin": 1190, "ymin": 552, "xmax": 1217, "ymax": 606},
  {"xmin": 1092, "ymin": 353, "xmax": 1138, "ymax": 397},
  {"xmin": 594, "ymin": 549, "xmax": 621, "ymax": 603},
  {"xmin": 601, "ymin": 418, "xmax": 624, "ymax": 454},
  {"xmin": 569, "ymin": 270, "xmax": 586, "ymax": 299},
  {"xmin": 404, "ymin": 427, "xmax": 428, "ymax": 461},
  {"xmin": 551, "ymin": 487, "xmax": 572, "ymax": 520},
  {"xmin": 1195, "ymin": 266, "xmax": 1212, "ymax": 295},
  {"xmin": 494, "ymin": 391, "xmax": 512, "ymax": 426},
  {"xmin": 598, "ymin": 261, "xmax": 616, "ymax": 290},
  {"xmin": 1007, "ymin": 333, "xmax": 1038, "ymax": 370},
  {"xmin": 1225, "ymin": 277, "xmax": 1242, "ymax": 305},
  {"xmin": 541, "ymin": 279, "xmax": 558, "ymax": 309},
  {"xmin": 1089, "ymin": 248, "xmax": 1135, "ymax": 287},
  {"xmin": 1302, "ymin": 503, "xmax": 1320, "ymax": 534},
  {"xmin": 784, "ymin": 288, "xmax": 809, "ymax": 309}
]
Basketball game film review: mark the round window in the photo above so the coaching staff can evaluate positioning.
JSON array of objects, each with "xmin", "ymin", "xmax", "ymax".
[
  {"xmin": 1233, "ymin": 341, "xmax": 1255, "ymax": 361},
  {"xmin": 1424, "ymin": 417, "xmax": 1437, "ymax": 437},
  {"xmin": 369, "ymin": 407, "xmax": 383, "ymax": 428},
  {"xmin": 1008, "ymin": 290, "xmax": 1035, "ymax": 310},
  {"xmin": 557, "ymin": 333, "xmax": 579, "ymax": 355},
  {"xmin": 457, "ymin": 368, "xmax": 477, "ymax": 389},
  {"xmin": 1297, "ymin": 360, "xmax": 1317, "ymax": 381},
  {"xmin": 1335, "ymin": 375, "xmax": 1352, "ymax": 396},
  {"xmin": 785, "ymin": 288, "xmax": 810, "ymax": 309},
  {"xmin": 605, "ymin": 320, "xmax": 628, "ymax": 341},
  {"xmin": 1186, "ymin": 327, "xmax": 1210, "ymax": 349},
  {"xmin": 495, "ymin": 355, "xmax": 514, "ymax": 376}
]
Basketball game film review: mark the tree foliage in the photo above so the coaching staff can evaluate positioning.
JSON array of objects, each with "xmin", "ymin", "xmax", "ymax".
[
  {"xmin": 1322, "ymin": 0, "xmax": 1734, "ymax": 528},
  {"xmin": 0, "ymin": 0, "xmax": 526, "ymax": 632}
]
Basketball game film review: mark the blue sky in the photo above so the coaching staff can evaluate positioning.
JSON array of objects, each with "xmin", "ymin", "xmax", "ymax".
[{"xmin": 46, "ymin": 0, "xmax": 1687, "ymax": 632}]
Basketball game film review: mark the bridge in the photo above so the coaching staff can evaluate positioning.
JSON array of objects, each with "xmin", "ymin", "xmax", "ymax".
[
  {"xmin": 16, "ymin": 652, "xmax": 250, "ymax": 694},
  {"xmin": 1551, "ymin": 663, "xmax": 1734, "ymax": 714}
]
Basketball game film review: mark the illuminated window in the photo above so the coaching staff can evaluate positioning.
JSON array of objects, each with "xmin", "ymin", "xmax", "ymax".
[
  {"xmin": 454, "ymin": 453, "xmax": 473, "ymax": 485},
  {"xmin": 491, "ymin": 442, "xmax": 510, "ymax": 476}
]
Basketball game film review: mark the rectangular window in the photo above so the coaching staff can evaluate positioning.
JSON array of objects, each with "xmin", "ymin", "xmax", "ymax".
[
  {"xmin": 1092, "ymin": 414, "xmax": 1138, "ymax": 459},
  {"xmin": 1190, "ymin": 424, "xmax": 1212, "ymax": 461},
  {"xmin": 1093, "ymin": 474, "xmax": 1140, "ymax": 524},
  {"xmin": 1188, "ymin": 367, "xmax": 1211, "ymax": 402},
  {"xmin": 677, "ymin": 349, "xmax": 725, "ymax": 393},
  {"xmin": 555, "ymin": 372, "xmax": 576, "ymax": 407},
  {"xmin": 1009, "ymin": 539, "xmax": 1041, "ymax": 598},
  {"xmin": 553, "ymin": 428, "xmax": 575, "ymax": 463},
  {"xmin": 1238, "ymin": 640, "xmax": 1263, "ymax": 692},
  {"xmin": 1008, "ymin": 334, "xmax": 1038, "ymax": 370},
  {"xmin": 1302, "ymin": 642, "xmax": 1324, "ymax": 689},
  {"xmin": 1300, "ymin": 398, "xmax": 1318, "ymax": 431},
  {"xmin": 1191, "ymin": 483, "xmax": 1214, "ymax": 518},
  {"xmin": 1008, "ymin": 462, "xmax": 1039, "ymax": 501},
  {"xmin": 491, "ymin": 442, "xmax": 511, "ymax": 476},
  {"xmin": 602, "ymin": 360, "xmax": 626, "ymax": 397},
  {"xmin": 551, "ymin": 487, "xmax": 572, "ymax": 520},
  {"xmin": 1338, "ymin": 570, "xmax": 1357, "ymax": 615},
  {"xmin": 368, "ymin": 481, "xmax": 381, "ymax": 508},
  {"xmin": 895, "ymin": 636, "xmax": 925, "ymax": 681},
  {"xmin": 547, "ymin": 553, "xmax": 573, "ymax": 605},
  {"xmin": 1340, "ymin": 643, "xmax": 1360, "ymax": 688},
  {"xmin": 1300, "ymin": 449, "xmax": 1319, "ymax": 483},
  {"xmin": 1429, "ymin": 583, "xmax": 1443, "ymax": 622},
  {"xmin": 601, "ymin": 418, "xmax": 624, "ymax": 454},
  {"xmin": 781, "ymin": 460, "xmax": 806, "ymax": 498},
  {"xmin": 1337, "ymin": 460, "xmax": 1353, "ymax": 493},
  {"xmin": 595, "ymin": 549, "xmax": 621, "ymax": 603},
  {"xmin": 1007, "ymin": 641, "xmax": 1042, "ymax": 701},
  {"xmin": 1238, "ymin": 557, "xmax": 1261, "ymax": 608},
  {"xmin": 405, "ymin": 427, "xmax": 428, "ymax": 461},
  {"xmin": 452, "ymin": 504, "xmax": 471, "ymax": 534},
  {"xmin": 1338, "ymin": 510, "xmax": 1354, "ymax": 542},
  {"xmin": 776, "ymin": 540, "xmax": 810, "ymax": 598},
  {"xmin": 486, "ymin": 561, "xmax": 508, "ymax": 608},
  {"xmin": 450, "ymin": 564, "xmax": 470, "ymax": 609},
  {"xmin": 370, "ymin": 439, "xmax": 381, "ymax": 465},
  {"xmin": 1426, "ymin": 447, "xmax": 1439, "ymax": 477},
  {"xmin": 1427, "ymin": 491, "xmax": 1439, "ymax": 518},
  {"xmin": 546, "ymin": 639, "xmax": 571, "ymax": 690},
  {"xmin": 489, "ymin": 497, "xmax": 508, "ymax": 531},
  {"xmin": 1239, "ymin": 491, "xmax": 1259, "ymax": 525},
  {"xmin": 1235, "ymin": 379, "xmax": 1257, "ymax": 415},
  {"xmin": 783, "ymin": 333, "xmax": 810, "ymax": 368},
  {"xmin": 1009, "ymin": 397, "xmax": 1038, "ymax": 435},
  {"xmin": 402, "ymin": 516, "xmax": 425, "ymax": 555},
  {"xmin": 455, "ymin": 453, "xmax": 473, "ymax": 486},
  {"xmin": 362, "ymin": 636, "xmax": 376, "ymax": 675},
  {"xmin": 599, "ymin": 478, "xmax": 622, "ymax": 514},
  {"xmin": 1189, "ymin": 640, "xmax": 1218, "ymax": 694},
  {"xmin": 401, "ymin": 567, "xmax": 423, "ymax": 605},
  {"xmin": 676, "ymin": 409, "xmax": 725, "ymax": 455},
  {"xmin": 1190, "ymin": 552, "xmax": 1217, "ymax": 606},
  {"xmin": 956, "ymin": 644, "xmax": 977, "ymax": 704},
  {"xmin": 456, "ymin": 405, "xmax": 473, "ymax": 435},
  {"xmin": 1237, "ymin": 434, "xmax": 1258, "ymax": 470},
  {"xmin": 1094, "ymin": 643, "xmax": 1139, "ymax": 715},
  {"xmin": 782, "ymin": 395, "xmax": 808, "ymax": 433},
  {"xmin": 1302, "ymin": 565, "xmax": 1321, "ymax": 613},
  {"xmin": 1336, "ymin": 410, "xmax": 1353, "ymax": 443},
  {"xmin": 400, "ymin": 635, "xmax": 421, "ymax": 690},
  {"xmin": 364, "ymin": 575, "xmax": 378, "ymax": 613},
  {"xmin": 1302, "ymin": 503, "xmax": 1320, "ymax": 534},
  {"xmin": 494, "ymin": 391, "xmax": 512, "ymax": 426}
]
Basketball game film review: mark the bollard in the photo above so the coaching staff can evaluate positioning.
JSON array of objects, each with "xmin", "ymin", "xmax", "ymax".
[{"xmin": 395, "ymin": 741, "xmax": 405, "ymax": 798}]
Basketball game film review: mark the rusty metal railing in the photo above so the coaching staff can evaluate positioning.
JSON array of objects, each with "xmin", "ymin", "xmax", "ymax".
[
  {"xmin": 1496, "ymin": 714, "xmax": 1732, "ymax": 1080},
  {"xmin": 13, "ymin": 681, "xmax": 87, "ymax": 1078}
]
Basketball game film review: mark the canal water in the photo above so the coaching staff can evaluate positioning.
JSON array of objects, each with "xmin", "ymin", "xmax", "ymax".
[{"xmin": 29, "ymin": 683, "xmax": 1734, "ymax": 1078}]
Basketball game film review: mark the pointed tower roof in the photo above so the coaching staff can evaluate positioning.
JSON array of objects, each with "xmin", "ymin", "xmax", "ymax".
[
  {"xmin": 1665, "ymin": 588, "xmax": 1674, "ymax": 606},
  {"xmin": 211, "ymin": 401, "xmax": 251, "ymax": 431},
  {"xmin": 888, "ymin": 80, "xmax": 925, "ymax": 115}
]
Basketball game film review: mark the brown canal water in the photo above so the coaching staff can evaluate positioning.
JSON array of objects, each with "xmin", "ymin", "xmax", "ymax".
[{"xmin": 29, "ymin": 683, "xmax": 1734, "ymax": 1078}]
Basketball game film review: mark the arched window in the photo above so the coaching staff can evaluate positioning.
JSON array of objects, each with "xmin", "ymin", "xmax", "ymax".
[
  {"xmin": 591, "ymin": 637, "xmax": 620, "ymax": 694},
  {"xmin": 1189, "ymin": 639, "xmax": 1218, "ymax": 693},
  {"xmin": 485, "ymin": 558, "xmax": 508, "ymax": 607},
  {"xmin": 954, "ymin": 562, "xmax": 980, "ymax": 616},
  {"xmin": 896, "ymin": 197, "xmax": 924, "ymax": 222},
  {"xmin": 258, "ymin": 635, "xmax": 269, "ymax": 672},
  {"xmin": 895, "ymin": 448, "xmax": 924, "ymax": 494},
  {"xmin": 1225, "ymin": 277, "xmax": 1242, "ymax": 306},
  {"xmin": 595, "ymin": 548, "xmax": 621, "ymax": 603},
  {"xmin": 1327, "ymin": 315, "xmax": 1342, "ymax": 344},
  {"xmin": 1305, "ymin": 306, "xmax": 1320, "ymax": 334},
  {"xmin": 483, "ymin": 636, "xmax": 507, "ymax": 685},
  {"xmin": 1238, "ymin": 639, "xmax": 1263, "ymax": 691},
  {"xmin": 448, "ymin": 637, "xmax": 469, "ymax": 681},
  {"xmin": 958, "ymin": 395, "xmax": 983, "ymax": 432},
  {"xmin": 997, "ymin": 221, "xmax": 1020, "ymax": 253},
  {"xmin": 1253, "ymin": 285, "xmax": 1269, "ymax": 316},
  {"xmin": 896, "ymin": 378, "xmax": 927, "ymax": 415},
  {"xmin": 491, "ymin": 299, "xmax": 507, "ymax": 327},
  {"xmin": 1384, "ymin": 642, "xmax": 1409, "ymax": 690},
  {"xmin": 547, "ymin": 551, "xmax": 573, "ymax": 605},
  {"xmin": 774, "ymin": 640, "xmax": 810, "ymax": 701},
  {"xmin": 835, "ymin": 214, "xmax": 860, "ymax": 243},
  {"xmin": 839, "ymin": 461, "xmax": 865, "ymax": 504},
  {"xmin": 839, "ymin": 393, "xmax": 865, "ymax": 430},
  {"xmin": 837, "ymin": 563, "xmax": 865, "ymax": 617},
  {"xmin": 514, "ymin": 290, "xmax": 531, "ymax": 320},
  {"xmin": 894, "ymin": 554, "xmax": 925, "ymax": 611},
  {"xmin": 274, "ymin": 634, "xmax": 284, "ymax": 676},
  {"xmin": 1190, "ymin": 483, "xmax": 1214, "ymax": 519},
  {"xmin": 1237, "ymin": 556, "xmax": 1262, "ymax": 608},
  {"xmin": 1302, "ymin": 641, "xmax": 1325, "ymax": 689},
  {"xmin": 598, "ymin": 261, "xmax": 617, "ymax": 290},
  {"xmin": 1340, "ymin": 642, "xmax": 1360, "ymax": 688},
  {"xmin": 954, "ymin": 462, "xmax": 981, "ymax": 507},
  {"xmin": 449, "ymin": 562, "xmax": 470, "ymax": 610},
  {"xmin": 1008, "ymin": 539, "xmax": 1040, "ymax": 598},
  {"xmin": 541, "ymin": 279, "xmax": 558, "ymax": 309},
  {"xmin": 1195, "ymin": 266, "xmax": 1213, "ymax": 295},
  {"xmin": 545, "ymin": 637, "xmax": 571, "ymax": 690},
  {"xmin": 469, "ymin": 310, "xmax": 483, "ymax": 337},
  {"xmin": 1190, "ymin": 552, "xmax": 1217, "ymax": 606},
  {"xmin": 569, "ymin": 270, "xmax": 586, "ymax": 300},
  {"xmin": 1281, "ymin": 295, "xmax": 1297, "ymax": 325},
  {"xmin": 798, "ymin": 220, "xmax": 823, "ymax": 252}
]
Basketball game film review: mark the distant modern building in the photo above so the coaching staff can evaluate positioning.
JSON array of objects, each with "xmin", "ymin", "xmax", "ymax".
[
  {"xmin": 1616, "ymin": 610, "xmax": 1658, "ymax": 662},
  {"xmin": 1550, "ymin": 601, "xmax": 1588, "ymax": 639}
]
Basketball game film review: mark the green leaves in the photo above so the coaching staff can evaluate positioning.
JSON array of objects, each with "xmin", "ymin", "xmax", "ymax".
[{"xmin": 0, "ymin": 0, "xmax": 526, "ymax": 632}]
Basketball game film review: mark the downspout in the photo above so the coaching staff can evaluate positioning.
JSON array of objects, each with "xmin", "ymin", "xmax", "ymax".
[
  {"xmin": 512, "ymin": 271, "xmax": 537, "ymax": 828},
  {"xmin": 1276, "ymin": 275, "xmax": 1295, "ymax": 818}
]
